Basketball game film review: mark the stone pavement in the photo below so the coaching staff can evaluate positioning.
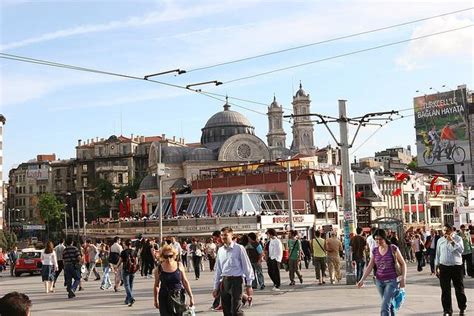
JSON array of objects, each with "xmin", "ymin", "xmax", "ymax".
[{"xmin": 0, "ymin": 261, "xmax": 472, "ymax": 315}]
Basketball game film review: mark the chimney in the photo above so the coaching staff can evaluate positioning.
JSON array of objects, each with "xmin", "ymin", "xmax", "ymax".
[
  {"xmin": 161, "ymin": 134, "xmax": 166, "ymax": 140},
  {"xmin": 131, "ymin": 133, "xmax": 134, "ymax": 141},
  {"xmin": 141, "ymin": 136, "xmax": 145, "ymax": 142},
  {"xmin": 78, "ymin": 139, "xmax": 82, "ymax": 146},
  {"xmin": 96, "ymin": 137, "xmax": 99, "ymax": 142},
  {"xmin": 173, "ymin": 136, "xmax": 176, "ymax": 142},
  {"xmin": 182, "ymin": 137, "xmax": 185, "ymax": 144}
]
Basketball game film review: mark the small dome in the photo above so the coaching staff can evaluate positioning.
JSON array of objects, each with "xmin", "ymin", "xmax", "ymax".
[
  {"xmin": 107, "ymin": 135, "xmax": 119, "ymax": 142},
  {"xmin": 295, "ymin": 82, "xmax": 308, "ymax": 98},
  {"xmin": 139, "ymin": 175, "xmax": 158, "ymax": 191},
  {"xmin": 184, "ymin": 147, "xmax": 215, "ymax": 161},
  {"xmin": 270, "ymin": 96, "xmax": 280, "ymax": 108},
  {"xmin": 161, "ymin": 146, "xmax": 189, "ymax": 164}
]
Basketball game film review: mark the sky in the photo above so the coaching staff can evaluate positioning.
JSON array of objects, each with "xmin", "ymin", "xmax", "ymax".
[{"xmin": 0, "ymin": 0, "xmax": 473, "ymax": 180}]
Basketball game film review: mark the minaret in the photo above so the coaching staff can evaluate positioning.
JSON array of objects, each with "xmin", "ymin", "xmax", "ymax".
[
  {"xmin": 267, "ymin": 96, "xmax": 286, "ymax": 150},
  {"xmin": 291, "ymin": 82, "xmax": 315, "ymax": 154}
]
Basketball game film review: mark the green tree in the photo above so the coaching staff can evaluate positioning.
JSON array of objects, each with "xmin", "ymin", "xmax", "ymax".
[
  {"xmin": 95, "ymin": 178, "xmax": 115, "ymax": 207},
  {"xmin": 408, "ymin": 159, "xmax": 417, "ymax": 169},
  {"xmin": 115, "ymin": 177, "xmax": 142, "ymax": 202},
  {"xmin": 38, "ymin": 193, "xmax": 64, "ymax": 239}
]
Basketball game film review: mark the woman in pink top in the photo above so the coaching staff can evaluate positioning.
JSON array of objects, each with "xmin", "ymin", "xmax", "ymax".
[{"xmin": 357, "ymin": 229, "xmax": 407, "ymax": 315}]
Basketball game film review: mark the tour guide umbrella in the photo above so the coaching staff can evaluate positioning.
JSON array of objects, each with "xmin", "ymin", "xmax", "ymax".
[
  {"xmin": 125, "ymin": 196, "xmax": 131, "ymax": 217},
  {"xmin": 141, "ymin": 194, "xmax": 148, "ymax": 217},
  {"xmin": 171, "ymin": 191, "xmax": 177, "ymax": 217},
  {"xmin": 119, "ymin": 200, "xmax": 125, "ymax": 218},
  {"xmin": 206, "ymin": 188, "xmax": 213, "ymax": 217}
]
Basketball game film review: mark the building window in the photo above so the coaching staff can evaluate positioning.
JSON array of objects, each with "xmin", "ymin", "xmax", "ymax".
[
  {"xmin": 83, "ymin": 177, "xmax": 88, "ymax": 187},
  {"xmin": 118, "ymin": 173, "xmax": 123, "ymax": 184},
  {"xmin": 56, "ymin": 169, "xmax": 61, "ymax": 177},
  {"xmin": 29, "ymin": 186, "xmax": 33, "ymax": 194},
  {"xmin": 82, "ymin": 164, "xmax": 87, "ymax": 172}
]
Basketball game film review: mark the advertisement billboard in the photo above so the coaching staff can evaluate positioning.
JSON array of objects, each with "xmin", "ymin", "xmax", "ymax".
[
  {"xmin": 26, "ymin": 166, "xmax": 49, "ymax": 180},
  {"xmin": 414, "ymin": 87, "xmax": 469, "ymax": 167}
]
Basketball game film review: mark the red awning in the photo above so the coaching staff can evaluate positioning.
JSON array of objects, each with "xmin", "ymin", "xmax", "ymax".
[{"xmin": 403, "ymin": 204, "xmax": 425, "ymax": 213}]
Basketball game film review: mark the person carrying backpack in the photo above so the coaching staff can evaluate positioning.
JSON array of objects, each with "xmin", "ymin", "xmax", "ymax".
[{"xmin": 118, "ymin": 239, "xmax": 138, "ymax": 307}]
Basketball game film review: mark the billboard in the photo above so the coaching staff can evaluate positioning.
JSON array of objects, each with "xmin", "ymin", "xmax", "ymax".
[
  {"xmin": 414, "ymin": 87, "xmax": 469, "ymax": 167},
  {"xmin": 26, "ymin": 166, "xmax": 49, "ymax": 180}
]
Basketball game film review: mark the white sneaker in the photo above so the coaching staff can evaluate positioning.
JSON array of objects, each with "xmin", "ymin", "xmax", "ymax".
[{"xmin": 271, "ymin": 286, "xmax": 280, "ymax": 291}]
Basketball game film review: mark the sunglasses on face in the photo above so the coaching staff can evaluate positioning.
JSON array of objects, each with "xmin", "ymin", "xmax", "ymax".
[{"xmin": 163, "ymin": 254, "xmax": 174, "ymax": 259}]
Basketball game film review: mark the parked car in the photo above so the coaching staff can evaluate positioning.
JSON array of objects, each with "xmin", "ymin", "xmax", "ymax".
[{"xmin": 15, "ymin": 248, "xmax": 42, "ymax": 277}]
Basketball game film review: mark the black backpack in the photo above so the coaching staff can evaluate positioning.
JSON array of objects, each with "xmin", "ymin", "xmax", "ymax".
[
  {"xmin": 125, "ymin": 251, "xmax": 138, "ymax": 274},
  {"xmin": 246, "ymin": 242, "xmax": 260, "ymax": 263}
]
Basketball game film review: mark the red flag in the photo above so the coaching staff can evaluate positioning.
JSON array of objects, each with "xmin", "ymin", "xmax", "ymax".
[
  {"xmin": 392, "ymin": 188, "xmax": 402, "ymax": 196},
  {"xmin": 430, "ymin": 175, "xmax": 439, "ymax": 192},
  {"xmin": 206, "ymin": 188, "xmax": 213, "ymax": 217},
  {"xmin": 171, "ymin": 191, "xmax": 177, "ymax": 217},
  {"xmin": 125, "ymin": 196, "xmax": 131, "ymax": 217},
  {"xmin": 119, "ymin": 200, "xmax": 125, "ymax": 218},
  {"xmin": 395, "ymin": 173, "xmax": 409, "ymax": 182},
  {"xmin": 355, "ymin": 191, "xmax": 364, "ymax": 199},
  {"xmin": 435, "ymin": 185, "xmax": 443, "ymax": 197},
  {"xmin": 141, "ymin": 194, "xmax": 148, "ymax": 217}
]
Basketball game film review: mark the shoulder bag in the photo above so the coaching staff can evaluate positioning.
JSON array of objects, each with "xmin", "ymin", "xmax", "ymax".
[{"xmin": 391, "ymin": 245, "xmax": 402, "ymax": 276}]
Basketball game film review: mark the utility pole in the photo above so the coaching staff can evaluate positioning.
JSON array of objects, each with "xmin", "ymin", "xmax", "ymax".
[
  {"xmin": 82, "ymin": 187, "xmax": 86, "ymax": 237},
  {"xmin": 285, "ymin": 100, "xmax": 398, "ymax": 285},
  {"xmin": 338, "ymin": 100, "xmax": 356, "ymax": 285},
  {"xmin": 287, "ymin": 160, "xmax": 294, "ymax": 230},
  {"xmin": 156, "ymin": 142, "xmax": 165, "ymax": 244}
]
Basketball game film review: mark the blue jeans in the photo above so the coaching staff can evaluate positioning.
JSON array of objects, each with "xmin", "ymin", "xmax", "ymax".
[
  {"xmin": 375, "ymin": 278, "xmax": 398, "ymax": 316},
  {"xmin": 355, "ymin": 259, "xmax": 365, "ymax": 282},
  {"xmin": 64, "ymin": 264, "xmax": 81, "ymax": 294},
  {"xmin": 122, "ymin": 270, "xmax": 135, "ymax": 304},
  {"xmin": 251, "ymin": 262, "xmax": 265, "ymax": 288},
  {"xmin": 101, "ymin": 266, "xmax": 112, "ymax": 288}
]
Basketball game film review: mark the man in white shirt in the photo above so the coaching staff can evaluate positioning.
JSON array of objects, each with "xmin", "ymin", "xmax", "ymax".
[
  {"xmin": 170, "ymin": 237, "xmax": 182, "ymax": 262},
  {"xmin": 53, "ymin": 239, "xmax": 66, "ymax": 287},
  {"xmin": 435, "ymin": 224, "xmax": 466, "ymax": 315},
  {"xmin": 265, "ymin": 228, "xmax": 283, "ymax": 291},
  {"xmin": 110, "ymin": 236, "xmax": 123, "ymax": 292}
]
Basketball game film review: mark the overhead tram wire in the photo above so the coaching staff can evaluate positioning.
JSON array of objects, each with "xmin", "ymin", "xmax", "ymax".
[
  {"xmin": 222, "ymin": 25, "xmax": 473, "ymax": 84},
  {"xmin": 0, "ymin": 53, "xmax": 285, "ymax": 121},
  {"xmin": 185, "ymin": 7, "xmax": 473, "ymax": 73},
  {"xmin": 350, "ymin": 113, "xmax": 414, "ymax": 155}
]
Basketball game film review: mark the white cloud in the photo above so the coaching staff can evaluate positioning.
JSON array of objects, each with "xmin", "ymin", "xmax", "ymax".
[
  {"xmin": 0, "ymin": 0, "xmax": 260, "ymax": 51},
  {"xmin": 396, "ymin": 15, "xmax": 473, "ymax": 70}
]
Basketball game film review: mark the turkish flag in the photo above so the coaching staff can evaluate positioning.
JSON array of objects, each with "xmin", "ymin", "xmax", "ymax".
[
  {"xmin": 395, "ymin": 173, "xmax": 409, "ymax": 182},
  {"xmin": 435, "ymin": 185, "xmax": 443, "ymax": 197},
  {"xmin": 355, "ymin": 191, "xmax": 364, "ymax": 199},
  {"xmin": 392, "ymin": 188, "xmax": 402, "ymax": 196},
  {"xmin": 430, "ymin": 175, "xmax": 439, "ymax": 192}
]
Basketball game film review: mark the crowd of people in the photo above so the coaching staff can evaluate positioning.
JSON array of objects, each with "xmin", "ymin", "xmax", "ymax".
[{"xmin": 0, "ymin": 222, "xmax": 472, "ymax": 316}]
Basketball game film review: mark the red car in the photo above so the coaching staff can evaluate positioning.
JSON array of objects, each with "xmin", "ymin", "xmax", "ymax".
[{"xmin": 15, "ymin": 248, "xmax": 42, "ymax": 277}]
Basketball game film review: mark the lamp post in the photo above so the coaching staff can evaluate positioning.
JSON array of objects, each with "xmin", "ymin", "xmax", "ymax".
[
  {"xmin": 287, "ymin": 159, "xmax": 294, "ymax": 230},
  {"xmin": 63, "ymin": 204, "xmax": 68, "ymax": 237},
  {"xmin": 82, "ymin": 187, "xmax": 86, "ymax": 237}
]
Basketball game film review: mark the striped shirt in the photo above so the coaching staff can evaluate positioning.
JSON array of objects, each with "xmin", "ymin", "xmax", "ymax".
[
  {"xmin": 435, "ymin": 235, "xmax": 464, "ymax": 266},
  {"xmin": 63, "ymin": 245, "xmax": 81, "ymax": 265}
]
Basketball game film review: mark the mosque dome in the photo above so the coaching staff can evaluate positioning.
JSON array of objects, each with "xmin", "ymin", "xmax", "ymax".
[{"xmin": 201, "ymin": 98, "xmax": 255, "ymax": 150}]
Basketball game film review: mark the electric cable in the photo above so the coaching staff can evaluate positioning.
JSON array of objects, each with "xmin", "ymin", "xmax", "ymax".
[
  {"xmin": 185, "ymin": 7, "xmax": 473, "ymax": 73},
  {"xmin": 223, "ymin": 25, "xmax": 473, "ymax": 84}
]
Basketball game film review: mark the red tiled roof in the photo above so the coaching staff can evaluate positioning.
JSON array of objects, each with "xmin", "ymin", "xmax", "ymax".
[
  {"xmin": 186, "ymin": 142, "xmax": 202, "ymax": 148},
  {"xmin": 144, "ymin": 136, "xmax": 163, "ymax": 143}
]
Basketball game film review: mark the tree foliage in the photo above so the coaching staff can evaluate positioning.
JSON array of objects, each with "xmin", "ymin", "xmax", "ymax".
[
  {"xmin": 94, "ymin": 178, "xmax": 115, "ymax": 207},
  {"xmin": 0, "ymin": 230, "xmax": 18, "ymax": 250},
  {"xmin": 38, "ymin": 193, "xmax": 64, "ymax": 226},
  {"xmin": 115, "ymin": 177, "xmax": 142, "ymax": 202}
]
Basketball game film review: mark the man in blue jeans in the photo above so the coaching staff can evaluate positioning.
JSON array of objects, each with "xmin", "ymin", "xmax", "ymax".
[
  {"xmin": 350, "ymin": 227, "xmax": 367, "ymax": 282},
  {"xmin": 118, "ymin": 239, "xmax": 137, "ymax": 307},
  {"xmin": 62, "ymin": 237, "xmax": 82, "ymax": 298}
]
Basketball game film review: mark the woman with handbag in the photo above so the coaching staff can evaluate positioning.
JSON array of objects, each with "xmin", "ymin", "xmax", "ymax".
[
  {"xmin": 357, "ymin": 229, "xmax": 407, "ymax": 316},
  {"xmin": 154, "ymin": 244, "xmax": 194, "ymax": 316}
]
